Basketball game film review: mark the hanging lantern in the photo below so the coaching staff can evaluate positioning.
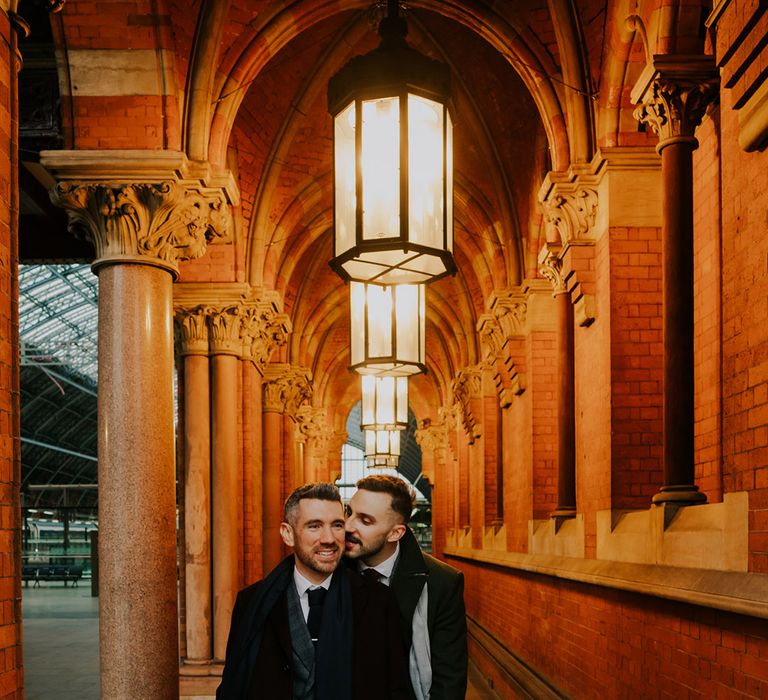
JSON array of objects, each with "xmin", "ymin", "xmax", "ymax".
[
  {"xmin": 364, "ymin": 428, "xmax": 401, "ymax": 468},
  {"xmin": 350, "ymin": 281, "xmax": 426, "ymax": 376},
  {"xmin": 328, "ymin": 0, "xmax": 455, "ymax": 285},
  {"xmin": 360, "ymin": 375, "xmax": 408, "ymax": 432}
]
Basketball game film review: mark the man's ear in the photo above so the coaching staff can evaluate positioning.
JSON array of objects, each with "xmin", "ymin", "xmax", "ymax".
[
  {"xmin": 386, "ymin": 523, "xmax": 406, "ymax": 543},
  {"xmin": 280, "ymin": 522, "xmax": 294, "ymax": 548}
]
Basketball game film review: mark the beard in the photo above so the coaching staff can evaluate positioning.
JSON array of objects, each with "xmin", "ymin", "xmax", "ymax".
[
  {"xmin": 295, "ymin": 543, "xmax": 341, "ymax": 576},
  {"xmin": 344, "ymin": 531, "xmax": 389, "ymax": 563}
]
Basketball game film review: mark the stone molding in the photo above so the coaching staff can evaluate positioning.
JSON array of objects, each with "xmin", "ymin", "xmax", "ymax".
[
  {"xmin": 40, "ymin": 150, "xmax": 239, "ymax": 277},
  {"xmin": 630, "ymin": 55, "xmax": 719, "ymax": 149},
  {"xmin": 263, "ymin": 364, "xmax": 312, "ymax": 417}
]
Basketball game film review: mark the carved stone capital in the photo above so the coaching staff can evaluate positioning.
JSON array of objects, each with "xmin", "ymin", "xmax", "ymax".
[
  {"xmin": 207, "ymin": 304, "xmax": 245, "ymax": 356},
  {"xmin": 538, "ymin": 245, "xmax": 567, "ymax": 295},
  {"xmin": 295, "ymin": 406, "xmax": 329, "ymax": 446},
  {"xmin": 241, "ymin": 300, "xmax": 291, "ymax": 372},
  {"xmin": 490, "ymin": 290, "xmax": 528, "ymax": 338},
  {"xmin": 415, "ymin": 419, "xmax": 449, "ymax": 453},
  {"xmin": 263, "ymin": 365, "xmax": 312, "ymax": 417},
  {"xmin": 174, "ymin": 306, "xmax": 209, "ymax": 356},
  {"xmin": 476, "ymin": 314, "xmax": 504, "ymax": 362},
  {"xmin": 451, "ymin": 366, "xmax": 482, "ymax": 441},
  {"xmin": 543, "ymin": 187, "xmax": 599, "ymax": 245},
  {"xmin": 49, "ymin": 180, "xmax": 229, "ymax": 277},
  {"xmin": 631, "ymin": 55, "xmax": 719, "ymax": 149}
]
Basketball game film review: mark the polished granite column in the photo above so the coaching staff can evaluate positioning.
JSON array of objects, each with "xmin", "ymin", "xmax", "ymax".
[
  {"xmin": 45, "ymin": 167, "xmax": 230, "ymax": 699},
  {"xmin": 207, "ymin": 305, "xmax": 242, "ymax": 663},
  {"xmin": 632, "ymin": 57, "xmax": 718, "ymax": 505},
  {"xmin": 175, "ymin": 306, "xmax": 212, "ymax": 665}
]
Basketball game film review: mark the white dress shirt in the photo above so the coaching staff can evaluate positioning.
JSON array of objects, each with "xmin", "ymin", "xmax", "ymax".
[
  {"xmin": 359, "ymin": 542, "xmax": 399, "ymax": 585},
  {"xmin": 293, "ymin": 567, "xmax": 332, "ymax": 622}
]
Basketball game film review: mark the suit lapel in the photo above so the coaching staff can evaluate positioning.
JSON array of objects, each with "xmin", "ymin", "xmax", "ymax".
[
  {"xmin": 286, "ymin": 581, "xmax": 314, "ymax": 674},
  {"xmin": 391, "ymin": 528, "xmax": 429, "ymax": 626}
]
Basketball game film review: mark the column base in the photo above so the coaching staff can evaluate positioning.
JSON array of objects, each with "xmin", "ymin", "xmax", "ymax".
[
  {"xmin": 180, "ymin": 659, "xmax": 216, "ymax": 675},
  {"xmin": 550, "ymin": 506, "xmax": 577, "ymax": 519},
  {"xmin": 652, "ymin": 484, "xmax": 707, "ymax": 506}
]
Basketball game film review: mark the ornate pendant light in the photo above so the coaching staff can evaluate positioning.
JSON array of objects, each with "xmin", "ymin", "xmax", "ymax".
[
  {"xmin": 328, "ymin": 0, "xmax": 455, "ymax": 285},
  {"xmin": 349, "ymin": 281, "xmax": 426, "ymax": 376},
  {"xmin": 364, "ymin": 428, "xmax": 401, "ymax": 468},
  {"xmin": 360, "ymin": 375, "xmax": 408, "ymax": 432}
]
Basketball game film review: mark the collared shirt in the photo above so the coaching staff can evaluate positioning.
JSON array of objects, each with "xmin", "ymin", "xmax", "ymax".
[
  {"xmin": 293, "ymin": 567, "xmax": 333, "ymax": 622},
  {"xmin": 359, "ymin": 542, "xmax": 400, "ymax": 586}
]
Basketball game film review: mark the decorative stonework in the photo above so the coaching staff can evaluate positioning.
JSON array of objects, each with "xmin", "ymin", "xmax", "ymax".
[
  {"xmin": 174, "ymin": 306, "xmax": 209, "ymax": 356},
  {"xmin": 295, "ymin": 406, "xmax": 329, "ymax": 446},
  {"xmin": 240, "ymin": 301, "xmax": 291, "ymax": 372},
  {"xmin": 538, "ymin": 245, "xmax": 567, "ymax": 295},
  {"xmin": 207, "ymin": 305, "xmax": 244, "ymax": 356},
  {"xmin": 491, "ymin": 290, "xmax": 527, "ymax": 339},
  {"xmin": 476, "ymin": 314, "xmax": 504, "ymax": 362},
  {"xmin": 631, "ymin": 55, "xmax": 719, "ymax": 148},
  {"xmin": 50, "ymin": 181, "xmax": 229, "ymax": 276},
  {"xmin": 263, "ymin": 365, "xmax": 312, "ymax": 417},
  {"xmin": 543, "ymin": 187, "xmax": 599, "ymax": 245},
  {"xmin": 415, "ymin": 419, "xmax": 449, "ymax": 453},
  {"xmin": 451, "ymin": 366, "xmax": 482, "ymax": 442}
]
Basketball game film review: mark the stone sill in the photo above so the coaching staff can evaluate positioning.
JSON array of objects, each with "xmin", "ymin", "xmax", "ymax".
[{"xmin": 443, "ymin": 546, "xmax": 768, "ymax": 620}]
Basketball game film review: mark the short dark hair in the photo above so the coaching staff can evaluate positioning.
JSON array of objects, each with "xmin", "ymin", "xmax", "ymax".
[
  {"xmin": 356, "ymin": 475, "xmax": 415, "ymax": 524},
  {"xmin": 284, "ymin": 483, "xmax": 343, "ymax": 524}
]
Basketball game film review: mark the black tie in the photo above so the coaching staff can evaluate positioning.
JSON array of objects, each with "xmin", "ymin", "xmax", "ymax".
[
  {"xmin": 362, "ymin": 567, "xmax": 384, "ymax": 583},
  {"xmin": 307, "ymin": 587, "xmax": 327, "ymax": 645}
]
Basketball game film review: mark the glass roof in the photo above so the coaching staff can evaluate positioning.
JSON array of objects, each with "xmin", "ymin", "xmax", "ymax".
[{"xmin": 19, "ymin": 264, "xmax": 98, "ymax": 382}]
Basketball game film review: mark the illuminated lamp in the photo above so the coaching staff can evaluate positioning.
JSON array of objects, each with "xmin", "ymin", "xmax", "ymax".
[
  {"xmin": 364, "ymin": 428, "xmax": 401, "ymax": 468},
  {"xmin": 328, "ymin": 0, "xmax": 455, "ymax": 285},
  {"xmin": 349, "ymin": 281, "xmax": 425, "ymax": 376},
  {"xmin": 360, "ymin": 375, "xmax": 408, "ymax": 432}
]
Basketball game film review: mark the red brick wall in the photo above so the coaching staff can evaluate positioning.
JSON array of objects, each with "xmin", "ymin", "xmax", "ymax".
[
  {"xmin": 693, "ymin": 112, "xmax": 724, "ymax": 502},
  {"xmin": 609, "ymin": 226, "xmax": 664, "ymax": 508},
  {"xmin": 0, "ymin": 8, "xmax": 21, "ymax": 698},
  {"xmin": 457, "ymin": 558, "xmax": 768, "ymax": 699}
]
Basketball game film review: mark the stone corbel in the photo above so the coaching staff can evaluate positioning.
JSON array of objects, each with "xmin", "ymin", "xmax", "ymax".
[
  {"xmin": 538, "ymin": 243, "xmax": 596, "ymax": 327},
  {"xmin": 295, "ymin": 406, "xmax": 329, "ymax": 447},
  {"xmin": 451, "ymin": 366, "xmax": 483, "ymax": 442}
]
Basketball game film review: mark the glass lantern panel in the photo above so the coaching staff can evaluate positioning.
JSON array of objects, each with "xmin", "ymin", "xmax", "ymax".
[
  {"xmin": 394, "ymin": 284, "xmax": 422, "ymax": 365},
  {"xmin": 446, "ymin": 110, "xmax": 454, "ymax": 252},
  {"xmin": 395, "ymin": 376, "xmax": 408, "ymax": 424},
  {"xmin": 361, "ymin": 97, "xmax": 400, "ymax": 241},
  {"xmin": 366, "ymin": 284, "xmax": 393, "ymax": 358},
  {"xmin": 376, "ymin": 376, "xmax": 396, "ymax": 425},
  {"xmin": 408, "ymin": 95, "xmax": 444, "ymax": 250},
  {"xmin": 361, "ymin": 375, "xmax": 376, "ymax": 426},
  {"xmin": 334, "ymin": 102, "xmax": 356, "ymax": 256},
  {"xmin": 350, "ymin": 282, "xmax": 365, "ymax": 367}
]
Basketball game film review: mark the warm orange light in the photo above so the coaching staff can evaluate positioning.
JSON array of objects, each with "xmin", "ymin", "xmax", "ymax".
[{"xmin": 361, "ymin": 375, "xmax": 408, "ymax": 431}]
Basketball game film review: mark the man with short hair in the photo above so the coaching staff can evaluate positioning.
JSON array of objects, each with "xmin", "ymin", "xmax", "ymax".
[
  {"xmin": 218, "ymin": 482, "xmax": 410, "ymax": 700},
  {"xmin": 345, "ymin": 475, "xmax": 468, "ymax": 700}
]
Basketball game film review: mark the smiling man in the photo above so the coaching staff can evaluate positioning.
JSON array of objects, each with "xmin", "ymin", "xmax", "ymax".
[
  {"xmin": 217, "ymin": 483, "xmax": 410, "ymax": 700},
  {"xmin": 345, "ymin": 475, "xmax": 468, "ymax": 700}
]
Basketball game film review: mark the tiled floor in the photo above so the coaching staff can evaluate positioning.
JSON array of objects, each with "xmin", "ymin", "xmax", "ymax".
[{"xmin": 22, "ymin": 584, "xmax": 500, "ymax": 699}]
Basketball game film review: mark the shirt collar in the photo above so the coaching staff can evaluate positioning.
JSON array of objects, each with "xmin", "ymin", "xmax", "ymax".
[
  {"xmin": 293, "ymin": 565, "xmax": 333, "ymax": 595},
  {"xmin": 361, "ymin": 541, "xmax": 400, "ymax": 579}
]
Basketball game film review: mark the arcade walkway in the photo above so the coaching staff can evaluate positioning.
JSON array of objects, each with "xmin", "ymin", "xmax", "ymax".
[{"xmin": 22, "ymin": 584, "xmax": 499, "ymax": 700}]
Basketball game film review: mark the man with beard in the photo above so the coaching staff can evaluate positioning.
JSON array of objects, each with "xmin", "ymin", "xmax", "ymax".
[
  {"xmin": 345, "ymin": 475, "xmax": 468, "ymax": 700},
  {"xmin": 217, "ymin": 482, "xmax": 410, "ymax": 700}
]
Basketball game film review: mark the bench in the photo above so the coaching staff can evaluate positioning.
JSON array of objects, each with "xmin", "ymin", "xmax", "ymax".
[{"xmin": 22, "ymin": 564, "xmax": 83, "ymax": 587}]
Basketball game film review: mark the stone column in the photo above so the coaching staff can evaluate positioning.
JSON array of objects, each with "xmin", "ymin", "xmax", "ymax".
[
  {"xmin": 240, "ymin": 297, "xmax": 291, "ymax": 583},
  {"xmin": 540, "ymin": 246, "xmax": 577, "ymax": 519},
  {"xmin": 632, "ymin": 57, "xmax": 718, "ymax": 505},
  {"xmin": 42, "ymin": 155, "xmax": 231, "ymax": 700},
  {"xmin": 207, "ymin": 305, "xmax": 243, "ymax": 663},
  {"xmin": 262, "ymin": 365, "xmax": 312, "ymax": 572},
  {"xmin": 175, "ymin": 307, "xmax": 212, "ymax": 665}
]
